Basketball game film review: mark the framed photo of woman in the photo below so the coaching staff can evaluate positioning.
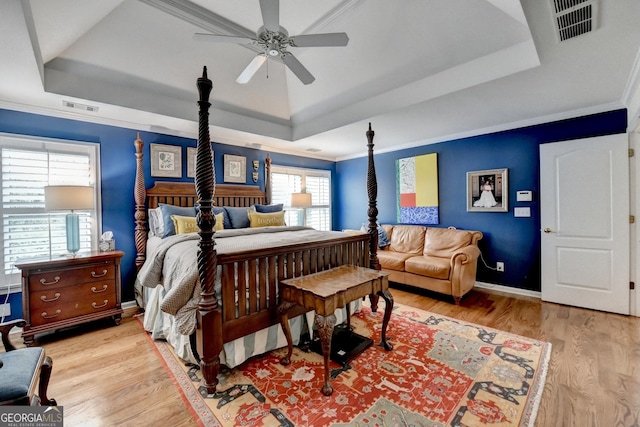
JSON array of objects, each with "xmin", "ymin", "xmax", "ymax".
[{"xmin": 467, "ymin": 168, "xmax": 508, "ymax": 212}]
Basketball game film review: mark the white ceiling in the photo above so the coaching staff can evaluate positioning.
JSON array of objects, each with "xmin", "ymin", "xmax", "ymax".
[{"xmin": 1, "ymin": 0, "xmax": 640, "ymax": 161}]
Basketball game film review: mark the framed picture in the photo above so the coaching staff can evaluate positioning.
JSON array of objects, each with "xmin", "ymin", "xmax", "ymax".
[
  {"xmin": 150, "ymin": 143, "xmax": 182, "ymax": 178},
  {"xmin": 467, "ymin": 168, "xmax": 508, "ymax": 212},
  {"xmin": 223, "ymin": 154, "xmax": 246, "ymax": 183},
  {"xmin": 187, "ymin": 147, "xmax": 215, "ymax": 178}
]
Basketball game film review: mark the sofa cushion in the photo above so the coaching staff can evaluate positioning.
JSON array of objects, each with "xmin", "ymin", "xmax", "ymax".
[
  {"xmin": 405, "ymin": 255, "xmax": 451, "ymax": 280},
  {"xmin": 378, "ymin": 251, "xmax": 416, "ymax": 272},
  {"xmin": 388, "ymin": 225, "xmax": 426, "ymax": 254},
  {"xmin": 424, "ymin": 227, "xmax": 473, "ymax": 258}
]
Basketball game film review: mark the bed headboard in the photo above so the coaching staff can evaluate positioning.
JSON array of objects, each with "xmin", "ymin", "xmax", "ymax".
[
  {"xmin": 145, "ymin": 182, "xmax": 266, "ymax": 209},
  {"xmin": 132, "ymin": 133, "xmax": 270, "ymax": 269}
]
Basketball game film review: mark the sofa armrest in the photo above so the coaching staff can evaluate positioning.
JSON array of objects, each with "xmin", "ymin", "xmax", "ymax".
[{"xmin": 450, "ymin": 245, "xmax": 481, "ymax": 267}]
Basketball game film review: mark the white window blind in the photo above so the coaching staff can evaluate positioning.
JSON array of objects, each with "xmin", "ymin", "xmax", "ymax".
[
  {"xmin": 270, "ymin": 165, "xmax": 331, "ymax": 231},
  {"xmin": 0, "ymin": 134, "xmax": 99, "ymax": 287}
]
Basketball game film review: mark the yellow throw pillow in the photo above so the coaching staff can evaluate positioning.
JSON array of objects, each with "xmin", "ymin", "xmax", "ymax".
[
  {"xmin": 171, "ymin": 212, "xmax": 224, "ymax": 234},
  {"xmin": 171, "ymin": 215, "xmax": 198, "ymax": 234},
  {"xmin": 214, "ymin": 212, "xmax": 224, "ymax": 231},
  {"xmin": 248, "ymin": 210, "xmax": 286, "ymax": 227}
]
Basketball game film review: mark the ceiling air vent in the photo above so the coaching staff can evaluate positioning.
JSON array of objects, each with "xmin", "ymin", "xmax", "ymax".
[
  {"xmin": 62, "ymin": 100, "xmax": 99, "ymax": 112},
  {"xmin": 551, "ymin": 0, "xmax": 598, "ymax": 42}
]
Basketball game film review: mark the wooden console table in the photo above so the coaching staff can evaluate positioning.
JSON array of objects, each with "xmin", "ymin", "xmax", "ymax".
[{"xmin": 278, "ymin": 265, "xmax": 393, "ymax": 396}]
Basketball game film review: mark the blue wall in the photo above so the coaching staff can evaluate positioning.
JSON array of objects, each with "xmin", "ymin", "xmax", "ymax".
[
  {"xmin": 335, "ymin": 109, "xmax": 627, "ymax": 291},
  {"xmin": 0, "ymin": 108, "xmax": 334, "ymax": 320},
  {"xmin": 0, "ymin": 107, "xmax": 627, "ymax": 319}
]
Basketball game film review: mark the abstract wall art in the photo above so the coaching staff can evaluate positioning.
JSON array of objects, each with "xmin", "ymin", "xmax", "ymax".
[{"xmin": 396, "ymin": 153, "xmax": 439, "ymax": 224}]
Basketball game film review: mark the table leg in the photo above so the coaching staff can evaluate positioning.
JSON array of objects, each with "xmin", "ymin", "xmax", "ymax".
[
  {"xmin": 314, "ymin": 313, "xmax": 337, "ymax": 396},
  {"xmin": 377, "ymin": 289, "xmax": 394, "ymax": 351},
  {"xmin": 278, "ymin": 301, "xmax": 296, "ymax": 365}
]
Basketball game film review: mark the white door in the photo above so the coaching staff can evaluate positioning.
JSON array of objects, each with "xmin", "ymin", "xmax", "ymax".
[{"xmin": 540, "ymin": 134, "xmax": 629, "ymax": 314}]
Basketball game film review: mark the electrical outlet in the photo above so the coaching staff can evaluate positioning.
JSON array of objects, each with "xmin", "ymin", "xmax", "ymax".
[
  {"xmin": 0, "ymin": 303, "xmax": 10, "ymax": 317},
  {"xmin": 496, "ymin": 262, "xmax": 504, "ymax": 272}
]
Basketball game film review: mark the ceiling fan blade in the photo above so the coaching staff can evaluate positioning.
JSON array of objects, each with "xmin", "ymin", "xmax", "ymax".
[
  {"xmin": 193, "ymin": 33, "xmax": 256, "ymax": 45},
  {"xmin": 236, "ymin": 54, "xmax": 267, "ymax": 84},
  {"xmin": 282, "ymin": 53, "xmax": 315, "ymax": 85},
  {"xmin": 259, "ymin": 0, "xmax": 279, "ymax": 32},
  {"xmin": 289, "ymin": 33, "xmax": 349, "ymax": 47}
]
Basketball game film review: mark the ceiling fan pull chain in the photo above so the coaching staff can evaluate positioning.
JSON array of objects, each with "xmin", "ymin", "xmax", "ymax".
[{"xmin": 266, "ymin": 57, "xmax": 270, "ymax": 79}]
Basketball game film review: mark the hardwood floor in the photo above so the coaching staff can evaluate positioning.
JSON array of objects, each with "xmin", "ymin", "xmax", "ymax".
[{"xmin": 10, "ymin": 286, "xmax": 640, "ymax": 426}]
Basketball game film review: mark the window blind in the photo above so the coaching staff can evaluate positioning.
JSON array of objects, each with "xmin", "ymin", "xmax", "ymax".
[
  {"xmin": 270, "ymin": 165, "xmax": 331, "ymax": 230},
  {"xmin": 0, "ymin": 135, "xmax": 98, "ymax": 287}
]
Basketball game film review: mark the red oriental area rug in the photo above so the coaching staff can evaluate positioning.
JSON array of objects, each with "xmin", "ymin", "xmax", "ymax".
[{"xmin": 146, "ymin": 301, "xmax": 550, "ymax": 426}]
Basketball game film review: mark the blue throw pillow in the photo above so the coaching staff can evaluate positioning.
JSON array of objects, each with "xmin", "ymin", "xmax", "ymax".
[
  {"xmin": 224, "ymin": 206, "xmax": 252, "ymax": 229},
  {"xmin": 158, "ymin": 204, "xmax": 196, "ymax": 238},
  {"xmin": 254, "ymin": 203, "xmax": 284, "ymax": 213},
  {"xmin": 378, "ymin": 225, "xmax": 390, "ymax": 248}
]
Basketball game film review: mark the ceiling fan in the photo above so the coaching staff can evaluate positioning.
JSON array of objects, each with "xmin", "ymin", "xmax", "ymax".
[{"xmin": 193, "ymin": 0, "xmax": 349, "ymax": 85}]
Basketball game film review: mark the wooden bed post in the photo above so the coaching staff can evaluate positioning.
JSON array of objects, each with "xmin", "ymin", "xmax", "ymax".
[
  {"xmin": 133, "ymin": 133, "xmax": 147, "ymax": 270},
  {"xmin": 366, "ymin": 123, "xmax": 381, "ymax": 311},
  {"xmin": 194, "ymin": 66, "xmax": 223, "ymax": 393},
  {"xmin": 366, "ymin": 123, "xmax": 380, "ymax": 271},
  {"xmin": 265, "ymin": 153, "xmax": 272, "ymax": 205}
]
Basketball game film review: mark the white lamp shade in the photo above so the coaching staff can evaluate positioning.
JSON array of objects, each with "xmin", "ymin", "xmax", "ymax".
[
  {"xmin": 290, "ymin": 192, "xmax": 312, "ymax": 208},
  {"xmin": 45, "ymin": 185, "xmax": 94, "ymax": 211}
]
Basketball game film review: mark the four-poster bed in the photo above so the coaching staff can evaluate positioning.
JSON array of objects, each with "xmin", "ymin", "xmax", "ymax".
[{"xmin": 133, "ymin": 67, "xmax": 381, "ymax": 393}]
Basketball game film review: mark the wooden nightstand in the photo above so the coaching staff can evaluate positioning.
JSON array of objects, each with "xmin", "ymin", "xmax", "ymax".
[{"xmin": 16, "ymin": 250, "xmax": 124, "ymax": 346}]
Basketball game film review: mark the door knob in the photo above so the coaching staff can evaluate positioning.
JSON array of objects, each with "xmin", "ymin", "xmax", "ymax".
[{"xmin": 543, "ymin": 228, "xmax": 553, "ymax": 233}]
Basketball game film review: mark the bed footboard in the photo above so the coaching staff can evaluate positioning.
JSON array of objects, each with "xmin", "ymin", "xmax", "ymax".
[{"xmin": 218, "ymin": 234, "xmax": 369, "ymax": 344}]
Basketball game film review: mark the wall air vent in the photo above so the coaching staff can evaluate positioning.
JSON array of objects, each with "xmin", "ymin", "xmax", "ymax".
[
  {"xmin": 62, "ymin": 100, "xmax": 99, "ymax": 112},
  {"xmin": 551, "ymin": 0, "xmax": 598, "ymax": 42}
]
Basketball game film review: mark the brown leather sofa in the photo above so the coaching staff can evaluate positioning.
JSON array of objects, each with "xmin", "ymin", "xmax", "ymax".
[{"xmin": 377, "ymin": 224, "xmax": 483, "ymax": 304}]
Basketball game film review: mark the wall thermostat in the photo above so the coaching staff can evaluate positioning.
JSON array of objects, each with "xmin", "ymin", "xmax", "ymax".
[{"xmin": 516, "ymin": 190, "xmax": 533, "ymax": 202}]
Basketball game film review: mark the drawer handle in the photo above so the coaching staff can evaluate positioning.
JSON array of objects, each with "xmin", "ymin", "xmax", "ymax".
[
  {"xmin": 92, "ymin": 300, "xmax": 108, "ymax": 309},
  {"xmin": 91, "ymin": 285, "xmax": 108, "ymax": 293},
  {"xmin": 41, "ymin": 310, "xmax": 61, "ymax": 319},
  {"xmin": 40, "ymin": 276, "xmax": 60, "ymax": 286},
  {"xmin": 91, "ymin": 269, "xmax": 108, "ymax": 278},
  {"xmin": 40, "ymin": 292, "xmax": 61, "ymax": 302}
]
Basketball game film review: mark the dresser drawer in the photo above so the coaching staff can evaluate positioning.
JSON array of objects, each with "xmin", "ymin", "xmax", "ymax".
[
  {"xmin": 29, "ymin": 287, "xmax": 117, "ymax": 327},
  {"xmin": 29, "ymin": 281, "xmax": 116, "ymax": 311},
  {"xmin": 28, "ymin": 263, "xmax": 116, "ymax": 292}
]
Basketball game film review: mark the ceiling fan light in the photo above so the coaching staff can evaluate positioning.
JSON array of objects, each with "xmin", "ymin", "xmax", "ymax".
[{"xmin": 266, "ymin": 43, "xmax": 280, "ymax": 56}]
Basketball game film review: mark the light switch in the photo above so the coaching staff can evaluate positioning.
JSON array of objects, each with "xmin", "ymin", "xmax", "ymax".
[{"xmin": 514, "ymin": 207, "xmax": 531, "ymax": 217}]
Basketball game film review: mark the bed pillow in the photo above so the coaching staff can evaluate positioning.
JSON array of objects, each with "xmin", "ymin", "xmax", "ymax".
[
  {"xmin": 171, "ymin": 215, "xmax": 199, "ymax": 234},
  {"xmin": 159, "ymin": 203, "xmax": 196, "ymax": 238},
  {"xmin": 254, "ymin": 203, "xmax": 284, "ymax": 213},
  {"xmin": 171, "ymin": 212, "xmax": 224, "ymax": 234},
  {"xmin": 224, "ymin": 206, "xmax": 252, "ymax": 229},
  {"xmin": 248, "ymin": 210, "xmax": 286, "ymax": 227},
  {"xmin": 148, "ymin": 207, "xmax": 163, "ymax": 237}
]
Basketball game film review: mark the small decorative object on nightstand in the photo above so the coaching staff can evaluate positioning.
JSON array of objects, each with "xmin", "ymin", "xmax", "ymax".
[{"xmin": 15, "ymin": 250, "xmax": 124, "ymax": 346}]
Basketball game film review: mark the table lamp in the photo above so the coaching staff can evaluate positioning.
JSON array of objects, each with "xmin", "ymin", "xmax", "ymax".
[
  {"xmin": 44, "ymin": 185, "xmax": 94, "ymax": 254},
  {"xmin": 290, "ymin": 192, "xmax": 312, "ymax": 227}
]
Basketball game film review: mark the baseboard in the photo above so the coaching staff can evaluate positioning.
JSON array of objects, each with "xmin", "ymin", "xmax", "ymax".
[
  {"xmin": 475, "ymin": 281, "xmax": 542, "ymax": 299},
  {"xmin": 122, "ymin": 300, "xmax": 139, "ymax": 310}
]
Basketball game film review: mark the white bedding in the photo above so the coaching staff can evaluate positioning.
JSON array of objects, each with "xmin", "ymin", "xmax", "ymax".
[{"xmin": 136, "ymin": 226, "xmax": 362, "ymax": 368}]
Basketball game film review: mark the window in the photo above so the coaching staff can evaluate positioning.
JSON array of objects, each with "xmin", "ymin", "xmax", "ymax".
[
  {"xmin": 0, "ymin": 134, "xmax": 99, "ymax": 288},
  {"xmin": 270, "ymin": 165, "xmax": 331, "ymax": 231}
]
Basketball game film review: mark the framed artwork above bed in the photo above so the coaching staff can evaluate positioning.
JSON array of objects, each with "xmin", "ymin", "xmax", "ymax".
[
  {"xmin": 187, "ymin": 147, "xmax": 214, "ymax": 178},
  {"xmin": 150, "ymin": 143, "xmax": 182, "ymax": 178},
  {"xmin": 224, "ymin": 154, "xmax": 246, "ymax": 183}
]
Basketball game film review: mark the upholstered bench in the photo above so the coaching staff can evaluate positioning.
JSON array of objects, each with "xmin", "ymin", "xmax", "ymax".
[{"xmin": 0, "ymin": 320, "xmax": 56, "ymax": 406}]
